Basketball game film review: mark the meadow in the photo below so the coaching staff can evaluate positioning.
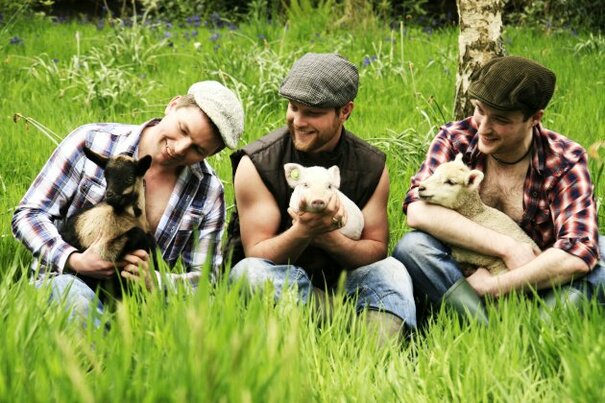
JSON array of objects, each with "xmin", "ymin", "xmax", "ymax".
[{"xmin": 1, "ymin": 6, "xmax": 604, "ymax": 402}]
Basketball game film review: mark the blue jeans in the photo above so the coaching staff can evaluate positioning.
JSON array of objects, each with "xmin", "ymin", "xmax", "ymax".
[
  {"xmin": 393, "ymin": 231, "xmax": 605, "ymax": 304},
  {"xmin": 36, "ymin": 274, "xmax": 104, "ymax": 328},
  {"xmin": 229, "ymin": 257, "xmax": 417, "ymax": 329}
]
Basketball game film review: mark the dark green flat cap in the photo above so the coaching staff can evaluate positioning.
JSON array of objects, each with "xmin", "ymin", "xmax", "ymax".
[
  {"xmin": 469, "ymin": 56, "xmax": 556, "ymax": 113},
  {"xmin": 279, "ymin": 53, "xmax": 358, "ymax": 108}
]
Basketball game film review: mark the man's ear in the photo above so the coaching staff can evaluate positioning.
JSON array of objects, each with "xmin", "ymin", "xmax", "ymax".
[
  {"xmin": 340, "ymin": 101, "xmax": 354, "ymax": 121},
  {"xmin": 164, "ymin": 96, "xmax": 181, "ymax": 115},
  {"xmin": 531, "ymin": 110, "xmax": 544, "ymax": 126}
]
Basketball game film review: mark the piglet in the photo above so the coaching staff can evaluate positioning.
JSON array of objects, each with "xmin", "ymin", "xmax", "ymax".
[{"xmin": 284, "ymin": 163, "xmax": 364, "ymax": 240}]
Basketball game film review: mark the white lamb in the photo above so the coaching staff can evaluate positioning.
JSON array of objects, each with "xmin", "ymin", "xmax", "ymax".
[
  {"xmin": 417, "ymin": 153, "xmax": 539, "ymax": 274},
  {"xmin": 284, "ymin": 163, "xmax": 364, "ymax": 240}
]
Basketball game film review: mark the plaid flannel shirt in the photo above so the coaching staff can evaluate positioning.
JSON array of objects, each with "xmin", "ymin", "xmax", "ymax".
[
  {"xmin": 403, "ymin": 117, "xmax": 600, "ymax": 269},
  {"xmin": 12, "ymin": 120, "xmax": 226, "ymax": 287}
]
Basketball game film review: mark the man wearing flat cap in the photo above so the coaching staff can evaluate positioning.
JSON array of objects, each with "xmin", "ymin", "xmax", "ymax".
[
  {"xmin": 226, "ymin": 53, "xmax": 417, "ymax": 342},
  {"xmin": 393, "ymin": 55, "xmax": 605, "ymax": 324},
  {"xmin": 13, "ymin": 80, "xmax": 244, "ymax": 325}
]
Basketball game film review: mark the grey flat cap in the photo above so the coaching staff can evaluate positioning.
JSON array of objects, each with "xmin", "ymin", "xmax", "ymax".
[
  {"xmin": 188, "ymin": 81, "xmax": 244, "ymax": 150},
  {"xmin": 469, "ymin": 56, "xmax": 556, "ymax": 114},
  {"xmin": 279, "ymin": 53, "xmax": 359, "ymax": 108}
]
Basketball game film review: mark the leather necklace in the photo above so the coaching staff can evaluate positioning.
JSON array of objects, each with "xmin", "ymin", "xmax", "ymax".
[{"xmin": 491, "ymin": 146, "xmax": 532, "ymax": 165}]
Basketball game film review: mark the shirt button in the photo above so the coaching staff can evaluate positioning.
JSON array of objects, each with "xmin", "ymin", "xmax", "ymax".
[{"xmin": 532, "ymin": 192, "xmax": 538, "ymax": 197}]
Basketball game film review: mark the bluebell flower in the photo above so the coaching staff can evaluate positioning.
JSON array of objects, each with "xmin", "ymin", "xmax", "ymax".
[
  {"xmin": 96, "ymin": 19, "xmax": 105, "ymax": 30},
  {"xmin": 210, "ymin": 33, "xmax": 220, "ymax": 42},
  {"xmin": 165, "ymin": 21, "xmax": 173, "ymax": 29},
  {"xmin": 362, "ymin": 55, "xmax": 377, "ymax": 67},
  {"xmin": 52, "ymin": 58, "xmax": 59, "ymax": 63},
  {"xmin": 227, "ymin": 22, "xmax": 238, "ymax": 31},
  {"xmin": 9, "ymin": 36, "xmax": 23, "ymax": 45},
  {"xmin": 164, "ymin": 31, "xmax": 172, "ymax": 39},
  {"xmin": 191, "ymin": 30, "xmax": 198, "ymax": 37},
  {"xmin": 258, "ymin": 33, "xmax": 267, "ymax": 41}
]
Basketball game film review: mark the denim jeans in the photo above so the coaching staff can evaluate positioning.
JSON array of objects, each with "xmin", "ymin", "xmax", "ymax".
[
  {"xmin": 35, "ymin": 274, "xmax": 104, "ymax": 328},
  {"xmin": 393, "ymin": 231, "xmax": 605, "ymax": 304},
  {"xmin": 229, "ymin": 256, "xmax": 417, "ymax": 329}
]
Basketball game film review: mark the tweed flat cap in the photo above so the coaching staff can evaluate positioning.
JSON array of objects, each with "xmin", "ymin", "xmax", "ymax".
[
  {"xmin": 469, "ymin": 56, "xmax": 556, "ymax": 113},
  {"xmin": 188, "ymin": 81, "xmax": 244, "ymax": 150},
  {"xmin": 279, "ymin": 53, "xmax": 359, "ymax": 108}
]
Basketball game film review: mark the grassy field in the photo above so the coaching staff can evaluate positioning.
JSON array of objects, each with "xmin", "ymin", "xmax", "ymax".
[{"xmin": 1, "ymin": 7, "xmax": 605, "ymax": 402}]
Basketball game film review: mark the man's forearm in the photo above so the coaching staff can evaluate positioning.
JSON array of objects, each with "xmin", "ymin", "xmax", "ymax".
[
  {"xmin": 407, "ymin": 201, "xmax": 516, "ymax": 259},
  {"xmin": 243, "ymin": 225, "xmax": 313, "ymax": 264},
  {"xmin": 490, "ymin": 247, "xmax": 591, "ymax": 296},
  {"xmin": 313, "ymin": 230, "xmax": 387, "ymax": 269}
]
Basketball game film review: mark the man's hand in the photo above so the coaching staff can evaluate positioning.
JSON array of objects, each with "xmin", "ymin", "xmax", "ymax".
[
  {"xmin": 466, "ymin": 268, "xmax": 500, "ymax": 297},
  {"xmin": 66, "ymin": 248, "xmax": 115, "ymax": 279},
  {"xmin": 287, "ymin": 194, "xmax": 347, "ymax": 237},
  {"xmin": 119, "ymin": 250, "xmax": 156, "ymax": 291},
  {"xmin": 499, "ymin": 239, "xmax": 540, "ymax": 270}
]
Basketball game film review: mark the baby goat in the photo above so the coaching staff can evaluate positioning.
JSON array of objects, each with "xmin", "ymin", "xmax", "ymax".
[
  {"xmin": 417, "ymin": 153, "xmax": 539, "ymax": 274},
  {"xmin": 60, "ymin": 147, "xmax": 157, "ymax": 296}
]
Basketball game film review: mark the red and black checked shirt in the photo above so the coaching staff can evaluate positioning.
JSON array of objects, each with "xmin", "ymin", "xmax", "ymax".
[{"xmin": 404, "ymin": 117, "xmax": 600, "ymax": 269}]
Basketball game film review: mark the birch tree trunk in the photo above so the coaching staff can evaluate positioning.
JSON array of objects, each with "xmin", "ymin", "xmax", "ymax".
[{"xmin": 454, "ymin": 0, "xmax": 505, "ymax": 120}]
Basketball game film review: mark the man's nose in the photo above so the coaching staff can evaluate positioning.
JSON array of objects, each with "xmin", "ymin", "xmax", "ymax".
[
  {"xmin": 476, "ymin": 117, "xmax": 491, "ymax": 134},
  {"xmin": 173, "ymin": 137, "xmax": 191, "ymax": 156}
]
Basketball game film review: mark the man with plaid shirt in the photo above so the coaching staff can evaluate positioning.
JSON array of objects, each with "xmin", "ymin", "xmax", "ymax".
[
  {"xmin": 12, "ymin": 81, "xmax": 244, "ymax": 325},
  {"xmin": 394, "ymin": 56, "xmax": 604, "ymax": 324}
]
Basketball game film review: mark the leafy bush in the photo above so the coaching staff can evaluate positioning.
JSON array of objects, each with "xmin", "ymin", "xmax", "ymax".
[{"xmin": 506, "ymin": 0, "xmax": 604, "ymax": 32}]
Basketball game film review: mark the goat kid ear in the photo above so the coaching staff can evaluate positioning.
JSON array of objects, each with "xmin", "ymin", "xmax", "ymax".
[
  {"xmin": 284, "ymin": 163, "xmax": 304, "ymax": 187},
  {"xmin": 137, "ymin": 155, "xmax": 153, "ymax": 176},
  {"xmin": 466, "ymin": 170, "xmax": 484, "ymax": 189},
  {"xmin": 328, "ymin": 165, "xmax": 341, "ymax": 189},
  {"xmin": 83, "ymin": 147, "xmax": 109, "ymax": 168}
]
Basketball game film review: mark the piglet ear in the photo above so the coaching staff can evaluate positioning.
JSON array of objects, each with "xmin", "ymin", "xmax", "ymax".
[
  {"xmin": 83, "ymin": 146, "xmax": 109, "ymax": 169},
  {"xmin": 466, "ymin": 169, "xmax": 484, "ymax": 190},
  {"xmin": 328, "ymin": 165, "xmax": 341, "ymax": 189},
  {"xmin": 284, "ymin": 163, "xmax": 303, "ymax": 188}
]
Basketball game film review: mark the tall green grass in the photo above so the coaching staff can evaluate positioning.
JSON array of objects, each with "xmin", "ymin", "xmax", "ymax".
[{"xmin": 1, "ymin": 9, "xmax": 604, "ymax": 401}]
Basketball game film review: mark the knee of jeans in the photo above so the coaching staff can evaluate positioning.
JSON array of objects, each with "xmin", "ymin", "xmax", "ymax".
[
  {"xmin": 349, "ymin": 258, "xmax": 413, "ymax": 292},
  {"xmin": 394, "ymin": 231, "xmax": 439, "ymax": 259},
  {"xmin": 49, "ymin": 274, "xmax": 96, "ymax": 300},
  {"xmin": 229, "ymin": 258, "xmax": 273, "ymax": 287}
]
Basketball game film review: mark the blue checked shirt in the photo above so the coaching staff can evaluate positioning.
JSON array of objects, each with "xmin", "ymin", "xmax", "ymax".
[{"xmin": 12, "ymin": 120, "xmax": 226, "ymax": 287}]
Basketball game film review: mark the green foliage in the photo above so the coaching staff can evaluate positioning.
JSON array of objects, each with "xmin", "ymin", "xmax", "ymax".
[
  {"xmin": 27, "ymin": 21, "xmax": 168, "ymax": 113},
  {"xmin": 506, "ymin": 0, "xmax": 605, "ymax": 33}
]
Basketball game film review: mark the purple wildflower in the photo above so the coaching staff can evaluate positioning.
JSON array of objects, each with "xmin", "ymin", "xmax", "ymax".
[
  {"xmin": 9, "ymin": 36, "xmax": 23, "ymax": 45},
  {"xmin": 210, "ymin": 33, "xmax": 220, "ymax": 42}
]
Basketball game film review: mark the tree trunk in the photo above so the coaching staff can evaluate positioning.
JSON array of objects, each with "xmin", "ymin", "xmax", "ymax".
[{"xmin": 454, "ymin": 0, "xmax": 505, "ymax": 120}]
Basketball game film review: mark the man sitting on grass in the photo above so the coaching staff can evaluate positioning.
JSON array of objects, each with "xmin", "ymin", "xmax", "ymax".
[
  {"xmin": 12, "ymin": 81, "xmax": 244, "ymax": 326},
  {"xmin": 393, "ymin": 56, "xmax": 605, "ymax": 324},
  {"xmin": 225, "ymin": 53, "xmax": 417, "ymax": 344}
]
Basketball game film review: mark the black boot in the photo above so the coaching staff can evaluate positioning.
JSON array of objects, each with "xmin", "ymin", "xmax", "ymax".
[
  {"xmin": 443, "ymin": 278, "xmax": 489, "ymax": 325},
  {"xmin": 364, "ymin": 310, "xmax": 404, "ymax": 347},
  {"xmin": 539, "ymin": 286, "xmax": 585, "ymax": 322}
]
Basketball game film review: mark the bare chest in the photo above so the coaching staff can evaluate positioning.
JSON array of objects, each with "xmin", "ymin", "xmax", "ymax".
[
  {"xmin": 145, "ymin": 174, "xmax": 178, "ymax": 233},
  {"xmin": 479, "ymin": 167, "xmax": 526, "ymax": 223}
]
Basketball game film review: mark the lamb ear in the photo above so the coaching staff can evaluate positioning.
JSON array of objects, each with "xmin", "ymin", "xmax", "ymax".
[
  {"xmin": 83, "ymin": 146, "xmax": 109, "ymax": 169},
  {"xmin": 328, "ymin": 165, "xmax": 341, "ymax": 189},
  {"xmin": 454, "ymin": 153, "xmax": 464, "ymax": 164},
  {"xmin": 466, "ymin": 169, "xmax": 484, "ymax": 189},
  {"xmin": 284, "ymin": 163, "xmax": 304, "ymax": 188}
]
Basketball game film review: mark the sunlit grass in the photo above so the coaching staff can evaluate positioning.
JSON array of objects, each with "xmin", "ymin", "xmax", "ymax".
[{"xmin": 0, "ymin": 9, "xmax": 604, "ymax": 401}]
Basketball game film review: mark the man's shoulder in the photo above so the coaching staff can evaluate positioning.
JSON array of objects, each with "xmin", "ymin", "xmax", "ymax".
[
  {"xmin": 541, "ymin": 128, "xmax": 587, "ymax": 165},
  {"xmin": 342, "ymin": 129, "xmax": 385, "ymax": 161}
]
